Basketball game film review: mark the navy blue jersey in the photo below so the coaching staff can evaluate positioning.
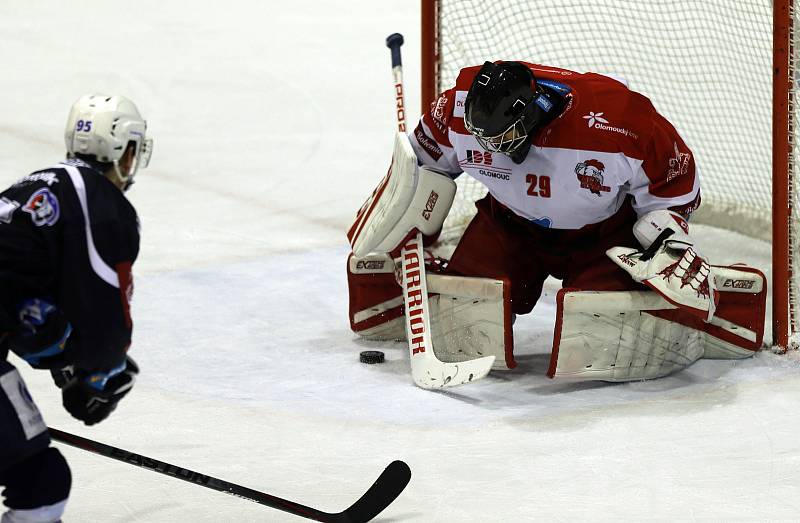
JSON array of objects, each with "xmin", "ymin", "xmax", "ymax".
[{"xmin": 0, "ymin": 158, "xmax": 139, "ymax": 373}]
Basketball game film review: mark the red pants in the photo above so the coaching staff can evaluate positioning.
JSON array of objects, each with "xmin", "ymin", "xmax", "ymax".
[{"xmin": 445, "ymin": 195, "xmax": 645, "ymax": 315}]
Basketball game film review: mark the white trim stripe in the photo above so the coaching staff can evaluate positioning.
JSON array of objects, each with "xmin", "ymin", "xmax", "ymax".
[
  {"xmin": 353, "ymin": 296, "xmax": 404, "ymax": 324},
  {"xmin": 62, "ymin": 165, "xmax": 119, "ymax": 288}
]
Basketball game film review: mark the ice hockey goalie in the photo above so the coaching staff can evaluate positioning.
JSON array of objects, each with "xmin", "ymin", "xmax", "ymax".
[{"xmin": 347, "ymin": 60, "xmax": 766, "ymax": 383}]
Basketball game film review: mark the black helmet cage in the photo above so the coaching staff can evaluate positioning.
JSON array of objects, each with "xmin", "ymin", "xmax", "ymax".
[{"xmin": 464, "ymin": 61, "xmax": 546, "ymax": 155}]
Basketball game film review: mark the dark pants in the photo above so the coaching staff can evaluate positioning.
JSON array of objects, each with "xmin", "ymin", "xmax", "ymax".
[
  {"xmin": 446, "ymin": 195, "xmax": 645, "ymax": 315},
  {"xmin": 0, "ymin": 360, "xmax": 71, "ymax": 512}
]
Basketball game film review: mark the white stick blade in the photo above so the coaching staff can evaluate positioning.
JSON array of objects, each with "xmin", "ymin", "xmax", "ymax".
[{"xmin": 410, "ymin": 355, "xmax": 495, "ymax": 389}]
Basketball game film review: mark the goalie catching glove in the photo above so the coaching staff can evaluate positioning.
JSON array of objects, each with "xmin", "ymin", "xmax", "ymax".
[{"xmin": 607, "ymin": 209, "xmax": 718, "ymax": 321}]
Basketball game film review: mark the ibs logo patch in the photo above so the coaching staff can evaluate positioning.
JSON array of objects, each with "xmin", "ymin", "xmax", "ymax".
[
  {"xmin": 464, "ymin": 149, "xmax": 493, "ymax": 166},
  {"xmin": 23, "ymin": 188, "xmax": 60, "ymax": 226},
  {"xmin": 575, "ymin": 159, "xmax": 611, "ymax": 196}
]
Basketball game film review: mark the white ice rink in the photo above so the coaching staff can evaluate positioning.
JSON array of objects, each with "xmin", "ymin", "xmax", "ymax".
[{"xmin": 2, "ymin": 1, "xmax": 800, "ymax": 521}]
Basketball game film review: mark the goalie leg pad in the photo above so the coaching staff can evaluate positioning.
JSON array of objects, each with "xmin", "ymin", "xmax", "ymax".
[
  {"xmin": 347, "ymin": 252, "xmax": 515, "ymax": 369},
  {"xmin": 548, "ymin": 265, "xmax": 766, "ymax": 381},
  {"xmin": 548, "ymin": 289, "xmax": 705, "ymax": 381},
  {"xmin": 347, "ymin": 252, "xmax": 405, "ymax": 340},
  {"xmin": 426, "ymin": 274, "xmax": 515, "ymax": 370}
]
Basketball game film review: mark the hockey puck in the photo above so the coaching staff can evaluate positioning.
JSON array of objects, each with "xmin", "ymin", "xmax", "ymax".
[{"xmin": 359, "ymin": 350, "xmax": 385, "ymax": 364}]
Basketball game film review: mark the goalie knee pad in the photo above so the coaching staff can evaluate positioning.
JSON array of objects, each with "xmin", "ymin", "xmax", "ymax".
[{"xmin": 1, "ymin": 447, "xmax": 71, "ymax": 522}]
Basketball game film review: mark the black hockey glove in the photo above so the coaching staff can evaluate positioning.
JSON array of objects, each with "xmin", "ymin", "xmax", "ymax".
[{"xmin": 61, "ymin": 356, "xmax": 139, "ymax": 426}]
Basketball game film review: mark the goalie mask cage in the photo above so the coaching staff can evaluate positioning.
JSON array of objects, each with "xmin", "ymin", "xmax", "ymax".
[{"xmin": 421, "ymin": 0, "xmax": 798, "ymax": 350}]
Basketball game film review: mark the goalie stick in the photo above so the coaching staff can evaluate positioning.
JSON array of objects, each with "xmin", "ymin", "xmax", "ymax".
[
  {"xmin": 401, "ymin": 233, "xmax": 496, "ymax": 388},
  {"xmin": 48, "ymin": 427, "xmax": 410, "ymax": 523},
  {"xmin": 386, "ymin": 34, "xmax": 495, "ymax": 388}
]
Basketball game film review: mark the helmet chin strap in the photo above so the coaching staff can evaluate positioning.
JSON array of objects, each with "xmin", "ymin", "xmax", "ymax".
[
  {"xmin": 508, "ymin": 86, "xmax": 568, "ymax": 164},
  {"xmin": 509, "ymin": 138, "xmax": 534, "ymax": 165},
  {"xmin": 108, "ymin": 161, "xmax": 133, "ymax": 192}
]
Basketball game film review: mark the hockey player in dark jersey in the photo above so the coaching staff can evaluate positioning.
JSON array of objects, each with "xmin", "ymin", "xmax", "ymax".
[{"xmin": 0, "ymin": 94, "xmax": 152, "ymax": 522}]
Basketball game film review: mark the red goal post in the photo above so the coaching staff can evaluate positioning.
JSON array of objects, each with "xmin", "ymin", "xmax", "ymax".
[{"xmin": 421, "ymin": 0, "xmax": 797, "ymax": 350}]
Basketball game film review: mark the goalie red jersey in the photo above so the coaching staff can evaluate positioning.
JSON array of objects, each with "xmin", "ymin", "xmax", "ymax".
[{"xmin": 411, "ymin": 62, "xmax": 700, "ymax": 228}]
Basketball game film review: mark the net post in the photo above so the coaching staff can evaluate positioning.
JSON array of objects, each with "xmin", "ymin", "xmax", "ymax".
[
  {"xmin": 421, "ymin": 0, "xmax": 438, "ymax": 114},
  {"xmin": 773, "ymin": 0, "xmax": 794, "ymax": 351}
]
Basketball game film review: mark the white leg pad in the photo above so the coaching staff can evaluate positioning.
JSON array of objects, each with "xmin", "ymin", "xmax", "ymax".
[
  {"xmin": 426, "ymin": 274, "xmax": 515, "ymax": 370},
  {"xmin": 549, "ymin": 290, "xmax": 706, "ymax": 381},
  {"xmin": 548, "ymin": 266, "xmax": 765, "ymax": 381},
  {"xmin": 352, "ymin": 268, "xmax": 515, "ymax": 370}
]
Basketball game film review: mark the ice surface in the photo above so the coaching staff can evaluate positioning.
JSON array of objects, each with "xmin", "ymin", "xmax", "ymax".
[{"xmin": 2, "ymin": 1, "xmax": 800, "ymax": 521}]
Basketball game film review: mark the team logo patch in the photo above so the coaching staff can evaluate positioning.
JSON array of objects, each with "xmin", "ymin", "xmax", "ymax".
[
  {"xmin": 23, "ymin": 188, "xmax": 60, "ymax": 226},
  {"xmin": 430, "ymin": 93, "xmax": 450, "ymax": 134},
  {"xmin": 667, "ymin": 142, "xmax": 691, "ymax": 182},
  {"xmin": 575, "ymin": 159, "xmax": 611, "ymax": 196}
]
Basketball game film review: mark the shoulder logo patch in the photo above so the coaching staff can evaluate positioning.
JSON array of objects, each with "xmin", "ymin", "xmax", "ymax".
[
  {"xmin": 667, "ymin": 142, "xmax": 691, "ymax": 182},
  {"xmin": 23, "ymin": 188, "xmax": 60, "ymax": 226}
]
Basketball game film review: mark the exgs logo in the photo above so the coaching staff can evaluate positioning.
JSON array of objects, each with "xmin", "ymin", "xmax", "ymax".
[
  {"xmin": 422, "ymin": 190, "xmax": 439, "ymax": 220},
  {"xmin": 721, "ymin": 279, "xmax": 755, "ymax": 290},
  {"xmin": 356, "ymin": 260, "xmax": 386, "ymax": 270},
  {"xmin": 465, "ymin": 150, "xmax": 492, "ymax": 165}
]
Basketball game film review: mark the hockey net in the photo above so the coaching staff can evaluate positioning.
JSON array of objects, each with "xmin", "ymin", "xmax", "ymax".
[{"xmin": 421, "ymin": 0, "xmax": 798, "ymax": 348}]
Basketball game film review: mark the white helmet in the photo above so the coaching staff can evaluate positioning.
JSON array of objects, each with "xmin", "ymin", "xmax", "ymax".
[{"xmin": 64, "ymin": 94, "xmax": 153, "ymax": 190}]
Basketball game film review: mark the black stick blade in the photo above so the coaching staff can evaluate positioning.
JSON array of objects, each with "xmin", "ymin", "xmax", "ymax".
[{"xmin": 336, "ymin": 460, "xmax": 411, "ymax": 523}]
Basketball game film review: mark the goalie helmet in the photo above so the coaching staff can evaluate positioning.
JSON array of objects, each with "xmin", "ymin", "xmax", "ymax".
[
  {"xmin": 64, "ymin": 94, "xmax": 153, "ymax": 191},
  {"xmin": 464, "ymin": 61, "xmax": 561, "ymax": 163}
]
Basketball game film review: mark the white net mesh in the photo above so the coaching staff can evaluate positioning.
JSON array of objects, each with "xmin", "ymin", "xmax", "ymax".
[{"xmin": 430, "ymin": 0, "xmax": 799, "ymax": 337}]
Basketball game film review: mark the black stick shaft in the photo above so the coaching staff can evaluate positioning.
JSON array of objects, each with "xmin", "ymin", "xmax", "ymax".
[{"xmin": 49, "ymin": 427, "xmax": 410, "ymax": 523}]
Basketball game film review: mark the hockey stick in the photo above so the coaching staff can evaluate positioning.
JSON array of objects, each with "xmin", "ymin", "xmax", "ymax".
[
  {"xmin": 49, "ymin": 427, "xmax": 410, "ymax": 523},
  {"xmin": 401, "ymin": 233, "xmax": 496, "ymax": 388},
  {"xmin": 386, "ymin": 34, "xmax": 495, "ymax": 388},
  {"xmin": 386, "ymin": 33, "xmax": 406, "ymax": 133}
]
